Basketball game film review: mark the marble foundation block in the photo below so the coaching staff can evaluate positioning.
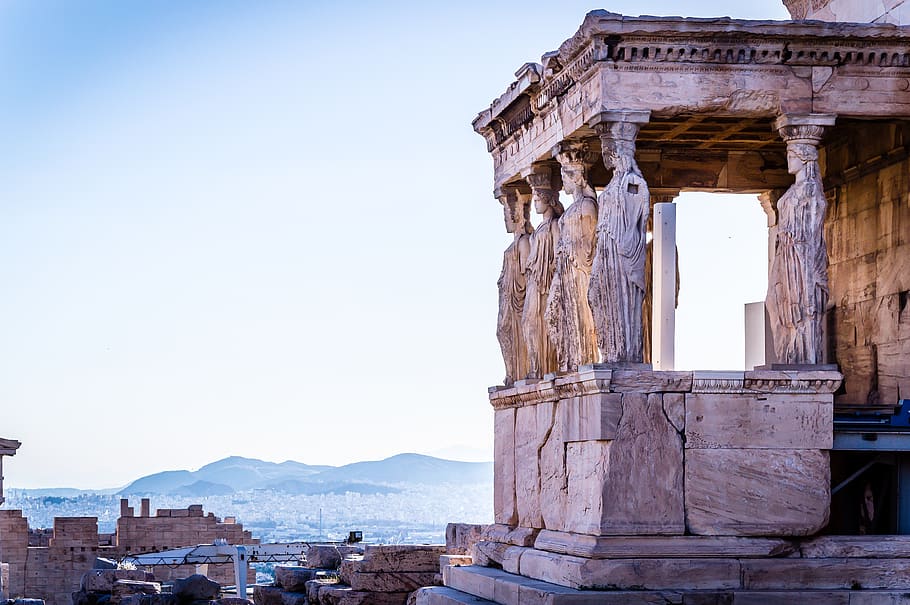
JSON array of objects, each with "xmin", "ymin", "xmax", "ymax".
[
  {"xmin": 564, "ymin": 392, "xmax": 684, "ymax": 535},
  {"xmin": 493, "ymin": 408, "xmax": 517, "ymax": 526},
  {"xmin": 685, "ymin": 448, "xmax": 830, "ymax": 536}
]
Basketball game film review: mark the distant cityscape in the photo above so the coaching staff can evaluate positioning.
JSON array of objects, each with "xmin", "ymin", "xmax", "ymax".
[{"xmin": 4, "ymin": 453, "xmax": 494, "ymax": 546}]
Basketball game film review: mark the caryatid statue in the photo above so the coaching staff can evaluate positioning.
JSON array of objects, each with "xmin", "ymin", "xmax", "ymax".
[
  {"xmin": 545, "ymin": 142, "xmax": 599, "ymax": 372},
  {"xmin": 521, "ymin": 163, "xmax": 564, "ymax": 379},
  {"xmin": 766, "ymin": 115, "xmax": 835, "ymax": 365},
  {"xmin": 589, "ymin": 117, "xmax": 650, "ymax": 363},
  {"xmin": 496, "ymin": 187, "xmax": 532, "ymax": 386}
]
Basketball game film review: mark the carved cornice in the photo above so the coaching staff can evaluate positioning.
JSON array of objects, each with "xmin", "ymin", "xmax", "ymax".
[
  {"xmin": 489, "ymin": 371, "xmax": 613, "ymax": 410},
  {"xmin": 535, "ymin": 41, "xmax": 603, "ymax": 111},
  {"xmin": 744, "ymin": 370, "xmax": 843, "ymax": 394},
  {"xmin": 489, "ymin": 379, "xmax": 559, "ymax": 409},
  {"xmin": 488, "ymin": 369, "xmax": 843, "ymax": 407},
  {"xmin": 476, "ymin": 13, "xmax": 910, "ymax": 156},
  {"xmin": 690, "ymin": 370, "xmax": 843, "ymax": 394},
  {"xmin": 691, "ymin": 372, "xmax": 747, "ymax": 394}
]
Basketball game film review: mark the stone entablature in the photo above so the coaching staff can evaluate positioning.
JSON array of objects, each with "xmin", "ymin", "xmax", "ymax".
[
  {"xmin": 490, "ymin": 368, "xmax": 841, "ymax": 539},
  {"xmin": 473, "ymin": 11, "xmax": 910, "ymax": 191}
]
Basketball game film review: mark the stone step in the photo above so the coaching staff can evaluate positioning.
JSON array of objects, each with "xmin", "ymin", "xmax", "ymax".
[
  {"xmin": 441, "ymin": 564, "xmax": 910, "ymax": 604},
  {"xmin": 425, "ymin": 583, "xmax": 910, "ymax": 605},
  {"xmin": 413, "ymin": 587, "xmax": 497, "ymax": 605},
  {"xmin": 514, "ymin": 548, "xmax": 910, "ymax": 591},
  {"xmin": 442, "ymin": 565, "xmax": 683, "ymax": 604}
]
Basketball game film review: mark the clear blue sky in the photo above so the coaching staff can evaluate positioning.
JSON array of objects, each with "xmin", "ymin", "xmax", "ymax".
[{"xmin": 0, "ymin": 1, "xmax": 790, "ymax": 489}]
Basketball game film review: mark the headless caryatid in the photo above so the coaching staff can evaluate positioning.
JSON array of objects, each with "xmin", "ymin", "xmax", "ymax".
[
  {"xmin": 496, "ymin": 188, "xmax": 532, "ymax": 385},
  {"xmin": 766, "ymin": 127, "xmax": 830, "ymax": 364},
  {"xmin": 545, "ymin": 143, "xmax": 599, "ymax": 373},
  {"xmin": 522, "ymin": 165, "xmax": 564, "ymax": 379},
  {"xmin": 589, "ymin": 122, "xmax": 650, "ymax": 363}
]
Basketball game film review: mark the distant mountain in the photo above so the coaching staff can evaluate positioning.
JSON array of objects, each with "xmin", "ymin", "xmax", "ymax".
[
  {"xmin": 264, "ymin": 479, "xmax": 401, "ymax": 496},
  {"xmin": 170, "ymin": 480, "xmax": 235, "ymax": 497},
  {"xmin": 122, "ymin": 456, "xmax": 336, "ymax": 494},
  {"xmin": 315, "ymin": 453, "xmax": 493, "ymax": 485},
  {"xmin": 113, "ymin": 453, "xmax": 491, "ymax": 496},
  {"xmin": 124, "ymin": 470, "xmax": 195, "ymax": 495},
  {"xmin": 10, "ymin": 488, "xmax": 87, "ymax": 498}
]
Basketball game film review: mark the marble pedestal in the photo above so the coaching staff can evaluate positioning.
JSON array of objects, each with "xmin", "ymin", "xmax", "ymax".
[{"xmin": 490, "ymin": 367, "xmax": 840, "ymax": 539}]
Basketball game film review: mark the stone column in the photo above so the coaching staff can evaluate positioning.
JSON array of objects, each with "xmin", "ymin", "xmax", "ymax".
[
  {"xmin": 546, "ymin": 142, "xmax": 599, "ymax": 373},
  {"xmin": 521, "ymin": 163, "xmax": 564, "ymax": 379},
  {"xmin": 588, "ymin": 110, "xmax": 651, "ymax": 364},
  {"xmin": 496, "ymin": 186, "xmax": 532, "ymax": 386},
  {"xmin": 766, "ymin": 114, "xmax": 836, "ymax": 365},
  {"xmin": 652, "ymin": 202, "xmax": 677, "ymax": 370},
  {"xmin": 644, "ymin": 189, "xmax": 679, "ymax": 366}
]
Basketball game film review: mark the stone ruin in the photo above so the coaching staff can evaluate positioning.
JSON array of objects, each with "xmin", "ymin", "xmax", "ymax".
[
  {"xmin": 0, "ymin": 499, "xmax": 256, "ymax": 605},
  {"xmin": 71, "ymin": 570, "xmax": 225, "ymax": 605},
  {"xmin": 11, "ymin": 2, "xmax": 910, "ymax": 604},
  {"xmin": 416, "ymin": 4, "xmax": 910, "ymax": 605},
  {"xmin": 254, "ymin": 544, "xmax": 447, "ymax": 605}
]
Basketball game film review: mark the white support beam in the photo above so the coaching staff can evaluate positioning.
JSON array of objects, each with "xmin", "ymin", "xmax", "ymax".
[{"xmin": 652, "ymin": 203, "xmax": 677, "ymax": 370}]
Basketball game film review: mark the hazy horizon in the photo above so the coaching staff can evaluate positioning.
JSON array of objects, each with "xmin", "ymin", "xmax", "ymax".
[{"xmin": 1, "ymin": 0, "xmax": 790, "ymax": 489}]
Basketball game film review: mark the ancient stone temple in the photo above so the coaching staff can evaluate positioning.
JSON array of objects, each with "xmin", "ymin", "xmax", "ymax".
[{"xmin": 419, "ymin": 7, "xmax": 910, "ymax": 604}]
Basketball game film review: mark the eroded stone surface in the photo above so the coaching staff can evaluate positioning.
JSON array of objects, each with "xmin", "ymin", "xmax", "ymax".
[
  {"xmin": 685, "ymin": 448, "xmax": 830, "ymax": 536},
  {"xmin": 358, "ymin": 545, "xmax": 446, "ymax": 572},
  {"xmin": 515, "ymin": 403, "xmax": 553, "ymax": 528},
  {"xmin": 685, "ymin": 393, "xmax": 832, "ymax": 449},
  {"xmin": 493, "ymin": 408, "xmax": 517, "ymax": 526},
  {"xmin": 275, "ymin": 566, "xmax": 318, "ymax": 591},
  {"xmin": 594, "ymin": 393, "xmax": 684, "ymax": 535}
]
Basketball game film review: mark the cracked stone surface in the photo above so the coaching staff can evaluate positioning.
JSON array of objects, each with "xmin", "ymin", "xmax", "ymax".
[{"xmin": 524, "ymin": 393, "xmax": 685, "ymax": 536}]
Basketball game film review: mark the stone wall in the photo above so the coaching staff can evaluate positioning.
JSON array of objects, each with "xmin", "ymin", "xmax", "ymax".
[
  {"xmin": 822, "ymin": 121, "xmax": 910, "ymax": 405},
  {"xmin": 116, "ymin": 501, "xmax": 256, "ymax": 584},
  {"xmin": 0, "ymin": 501, "xmax": 257, "ymax": 605},
  {"xmin": 0, "ymin": 510, "xmax": 29, "ymax": 598}
]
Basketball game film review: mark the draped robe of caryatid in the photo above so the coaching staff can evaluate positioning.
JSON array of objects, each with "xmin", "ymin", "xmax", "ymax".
[
  {"xmin": 497, "ymin": 234, "xmax": 530, "ymax": 385},
  {"xmin": 523, "ymin": 214, "xmax": 560, "ymax": 378},
  {"xmin": 766, "ymin": 160, "xmax": 829, "ymax": 364},
  {"xmin": 589, "ymin": 159, "xmax": 650, "ymax": 363},
  {"xmin": 545, "ymin": 195, "xmax": 598, "ymax": 373}
]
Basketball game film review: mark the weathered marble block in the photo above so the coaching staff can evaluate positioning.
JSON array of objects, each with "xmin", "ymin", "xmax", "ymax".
[
  {"xmin": 685, "ymin": 448, "xmax": 830, "ymax": 536},
  {"xmin": 685, "ymin": 393, "xmax": 833, "ymax": 449},
  {"xmin": 493, "ymin": 408, "xmax": 517, "ymax": 525}
]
